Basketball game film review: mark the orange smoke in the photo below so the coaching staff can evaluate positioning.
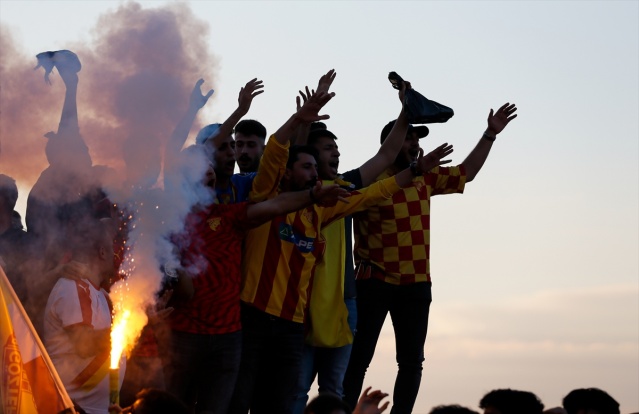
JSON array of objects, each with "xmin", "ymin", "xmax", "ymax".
[{"xmin": 0, "ymin": 1, "xmax": 217, "ymax": 189}]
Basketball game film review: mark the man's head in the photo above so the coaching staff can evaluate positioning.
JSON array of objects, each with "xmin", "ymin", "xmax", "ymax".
[
  {"xmin": 380, "ymin": 120, "xmax": 429, "ymax": 169},
  {"xmin": 195, "ymin": 123, "xmax": 236, "ymax": 181},
  {"xmin": 70, "ymin": 218, "xmax": 116, "ymax": 285},
  {"xmin": 562, "ymin": 388, "xmax": 620, "ymax": 414},
  {"xmin": 308, "ymin": 129, "xmax": 340, "ymax": 180},
  {"xmin": 304, "ymin": 392, "xmax": 351, "ymax": 414},
  {"xmin": 283, "ymin": 145, "xmax": 320, "ymax": 192},
  {"xmin": 0, "ymin": 174, "xmax": 18, "ymax": 214},
  {"xmin": 234, "ymin": 119, "xmax": 266, "ymax": 173},
  {"xmin": 429, "ymin": 405, "xmax": 479, "ymax": 414},
  {"xmin": 479, "ymin": 389, "xmax": 544, "ymax": 414}
]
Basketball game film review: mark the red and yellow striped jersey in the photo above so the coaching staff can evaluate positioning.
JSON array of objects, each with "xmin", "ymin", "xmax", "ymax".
[{"xmin": 240, "ymin": 176, "xmax": 402, "ymax": 323}]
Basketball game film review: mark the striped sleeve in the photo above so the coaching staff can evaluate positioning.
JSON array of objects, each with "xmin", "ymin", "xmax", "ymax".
[
  {"xmin": 319, "ymin": 175, "xmax": 401, "ymax": 226},
  {"xmin": 249, "ymin": 136, "xmax": 290, "ymax": 202}
]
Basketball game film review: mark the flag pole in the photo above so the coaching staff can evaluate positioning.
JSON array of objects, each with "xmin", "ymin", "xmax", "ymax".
[{"xmin": 0, "ymin": 266, "xmax": 77, "ymax": 414}]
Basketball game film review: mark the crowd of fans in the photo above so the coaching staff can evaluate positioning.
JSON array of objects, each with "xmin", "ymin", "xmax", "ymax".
[{"xmin": 1, "ymin": 52, "xmax": 625, "ymax": 414}]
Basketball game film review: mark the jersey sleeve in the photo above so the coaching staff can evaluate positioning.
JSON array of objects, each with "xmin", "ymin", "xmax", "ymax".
[
  {"xmin": 430, "ymin": 165, "xmax": 467, "ymax": 196},
  {"xmin": 318, "ymin": 175, "xmax": 401, "ymax": 226},
  {"xmin": 249, "ymin": 136, "xmax": 290, "ymax": 202},
  {"xmin": 52, "ymin": 279, "xmax": 93, "ymax": 329}
]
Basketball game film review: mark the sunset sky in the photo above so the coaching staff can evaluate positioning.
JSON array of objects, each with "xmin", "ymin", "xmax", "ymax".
[{"xmin": 1, "ymin": 1, "xmax": 637, "ymax": 413}]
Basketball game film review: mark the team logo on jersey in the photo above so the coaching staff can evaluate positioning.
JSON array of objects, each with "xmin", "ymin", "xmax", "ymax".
[
  {"xmin": 207, "ymin": 217, "xmax": 222, "ymax": 231},
  {"xmin": 279, "ymin": 223, "xmax": 315, "ymax": 253}
]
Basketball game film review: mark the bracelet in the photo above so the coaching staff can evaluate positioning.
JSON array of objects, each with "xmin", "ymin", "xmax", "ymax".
[
  {"xmin": 482, "ymin": 132, "xmax": 496, "ymax": 142},
  {"xmin": 309, "ymin": 187, "xmax": 319, "ymax": 203}
]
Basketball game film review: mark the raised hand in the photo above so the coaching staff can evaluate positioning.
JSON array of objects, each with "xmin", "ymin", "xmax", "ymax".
[
  {"xmin": 189, "ymin": 79, "xmax": 214, "ymax": 110},
  {"xmin": 353, "ymin": 387, "xmax": 390, "ymax": 414},
  {"xmin": 316, "ymin": 69, "xmax": 336, "ymax": 94},
  {"xmin": 296, "ymin": 86, "xmax": 313, "ymax": 111},
  {"xmin": 416, "ymin": 143, "xmax": 454, "ymax": 174},
  {"xmin": 238, "ymin": 78, "xmax": 265, "ymax": 114},
  {"xmin": 486, "ymin": 102, "xmax": 518, "ymax": 136},
  {"xmin": 311, "ymin": 181, "xmax": 350, "ymax": 206},
  {"xmin": 294, "ymin": 90, "xmax": 336, "ymax": 124},
  {"xmin": 398, "ymin": 80, "xmax": 412, "ymax": 104}
]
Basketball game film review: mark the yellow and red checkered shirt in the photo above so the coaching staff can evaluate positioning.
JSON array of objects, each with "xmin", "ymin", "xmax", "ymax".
[{"xmin": 353, "ymin": 165, "xmax": 466, "ymax": 285}]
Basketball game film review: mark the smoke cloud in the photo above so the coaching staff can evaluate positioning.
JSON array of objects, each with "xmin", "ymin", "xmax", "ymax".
[{"xmin": 1, "ymin": 1, "xmax": 219, "ymax": 357}]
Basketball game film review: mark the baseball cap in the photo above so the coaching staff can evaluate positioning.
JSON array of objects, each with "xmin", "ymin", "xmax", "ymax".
[
  {"xmin": 380, "ymin": 120, "xmax": 429, "ymax": 144},
  {"xmin": 195, "ymin": 123, "xmax": 222, "ymax": 145}
]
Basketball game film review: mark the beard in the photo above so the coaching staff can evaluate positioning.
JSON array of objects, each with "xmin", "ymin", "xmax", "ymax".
[{"xmin": 290, "ymin": 178, "xmax": 317, "ymax": 192}]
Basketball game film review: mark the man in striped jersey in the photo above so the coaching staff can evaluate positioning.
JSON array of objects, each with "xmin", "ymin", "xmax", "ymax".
[
  {"xmin": 229, "ymin": 144, "xmax": 424, "ymax": 414},
  {"xmin": 43, "ymin": 218, "xmax": 123, "ymax": 414}
]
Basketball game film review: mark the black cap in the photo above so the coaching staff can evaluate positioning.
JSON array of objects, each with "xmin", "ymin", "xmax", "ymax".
[{"xmin": 380, "ymin": 120, "xmax": 429, "ymax": 144}]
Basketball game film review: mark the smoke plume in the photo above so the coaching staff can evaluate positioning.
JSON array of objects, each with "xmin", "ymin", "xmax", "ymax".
[{"xmin": 1, "ymin": 1, "xmax": 219, "ymax": 357}]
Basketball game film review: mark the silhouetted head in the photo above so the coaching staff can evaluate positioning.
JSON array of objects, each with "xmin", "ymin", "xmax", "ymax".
[
  {"xmin": 234, "ymin": 119, "xmax": 266, "ymax": 174},
  {"xmin": 283, "ymin": 145, "xmax": 320, "ymax": 192},
  {"xmin": 430, "ymin": 404, "xmax": 480, "ymax": 414},
  {"xmin": 380, "ymin": 120, "xmax": 429, "ymax": 169},
  {"xmin": 479, "ymin": 389, "xmax": 544, "ymax": 414},
  {"xmin": 304, "ymin": 392, "xmax": 351, "ymax": 414},
  {"xmin": 0, "ymin": 174, "xmax": 18, "ymax": 214},
  {"xmin": 307, "ymin": 129, "xmax": 340, "ymax": 180},
  {"xmin": 562, "ymin": 388, "xmax": 620, "ymax": 414}
]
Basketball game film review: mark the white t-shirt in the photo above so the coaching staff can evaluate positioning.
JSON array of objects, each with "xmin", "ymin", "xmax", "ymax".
[{"xmin": 44, "ymin": 277, "xmax": 123, "ymax": 414}]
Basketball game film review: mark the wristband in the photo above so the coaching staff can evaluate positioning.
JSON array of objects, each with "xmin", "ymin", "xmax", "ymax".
[
  {"xmin": 309, "ymin": 187, "xmax": 319, "ymax": 203},
  {"xmin": 482, "ymin": 132, "xmax": 496, "ymax": 142}
]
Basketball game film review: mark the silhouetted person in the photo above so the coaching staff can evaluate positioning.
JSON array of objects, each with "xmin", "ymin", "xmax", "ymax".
[
  {"xmin": 479, "ymin": 388, "xmax": 544, "ymax": 414},
  {"xmin": 562, "ymin": 388, "xmax": 620, "ymax": 414},
  {"xmin": 0, "ymin": 174, "xmax": 30, "ymax": 302}
]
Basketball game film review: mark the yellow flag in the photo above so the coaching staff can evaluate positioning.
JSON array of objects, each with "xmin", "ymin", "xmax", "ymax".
[{"xmin": 0, "ymin": 265, "xmax": 76, "ymax": 413}]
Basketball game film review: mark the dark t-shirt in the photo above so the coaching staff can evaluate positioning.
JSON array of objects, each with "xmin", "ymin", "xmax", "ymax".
[{"xmin": 340, "ymin": 169, "xmax": 363, "ymax": 299}]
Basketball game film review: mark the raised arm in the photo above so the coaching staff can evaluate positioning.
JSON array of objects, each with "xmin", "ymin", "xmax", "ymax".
[
  {"xmin": 164, "ymin": 79, "xmax": 214, "ymax": 175},
  {"xmin": 292, "ymin": 69, "xmax": 337, "ymax": 145},
  {"xmin": 273, "ymin": 89, "xmax": 335, "ymax": 146},
  {"xmin": 211, "ymin": 78, "xmax": 264, "ymax": 147},
  {"xmin": 358, "ymin": 81, "xmax": 411, "ymax": 186},
  {"xmin": 246, "ymin": 181, "xmax": 349, "ymax": 224},
  {"xmin": 250, "ymin": 82, "xmax": 335, "ymax": 202},
  {"xmin": 461, "ymin": 102, "xmax": 518, "ymax": 182}
]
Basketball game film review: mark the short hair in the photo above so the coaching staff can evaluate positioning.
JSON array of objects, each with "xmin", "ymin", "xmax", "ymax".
[
  {"xmin": 287, "ymin": 145, "xmax": 319, "ymax": 170},
  {"xmin": 479, "ymin": 389, "xmax": 544, "ymax": 414},
  {"xmin": 304, "ymin": 392, "xmax": 351, "ymax": 414},
  {"xmin": 235, "ymin": 119, "xmax": 266, "ymax": 140},
  {"xmin": 429, "ymin": 404, "xmax": 479, "ymax": 414},
  {"xmin": 0, "ymin": 174, "xmax": 18, "ymax": 211},
  {"xmin": 307, "ymin": 129, "xmax": 338, "ymax": 148},
  {"xmin": 562, "ymin": 388, "xmax": 620, "ymax": 414},
  {"xmin": 131, "ymin": 388, "xmax": 188, "ymax": 414}
]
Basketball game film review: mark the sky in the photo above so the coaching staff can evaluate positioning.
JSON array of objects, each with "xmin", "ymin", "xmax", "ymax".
[{"xmin": 0, "ymin": 1, "xmax": 637, "ymax": 413}]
